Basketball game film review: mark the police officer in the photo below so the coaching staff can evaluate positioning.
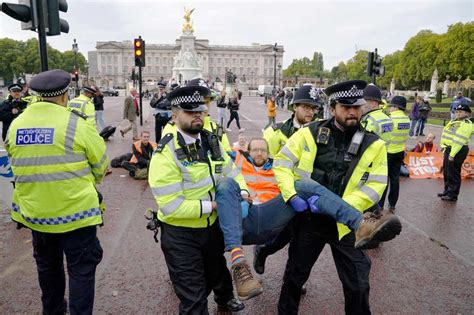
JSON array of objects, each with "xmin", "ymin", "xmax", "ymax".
[
  {"xmin": 148, "ymin": 85, "xmax": 261, "ymax": 313},
  {"xmin": 150, "ymin": 82, "xmax": 171, "ymax": 142},
  {"xmin": 254, "ymin": 84, "xmax": 324, "ymax": 277},
  {"xmin": 67, "ymin": 86, "xmax": 97, "ymax": 127},
  {"xmin": 275, "ymin": 80, "xmax": 389, "ymax": 314},
  {"xmin": 362, "ymin": 84, "xmax": 393, "ymax": 145},
  {"xmin": 5, "ymin": 69, "xmax": 109, "ymax": 314},
  {"xmin": 379, "ymin": 96, "xmax": 410, "ymax": 211},
  {"xmin": 0, "ymin": 83, "xmax": 28, "ymax": 141},
  {"xmin": 439, "ymin": 100, "xmax": 473, "ymax": 201}
]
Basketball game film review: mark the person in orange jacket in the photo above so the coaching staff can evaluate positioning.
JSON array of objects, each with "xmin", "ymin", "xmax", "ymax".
[
  {"xmin": 265, "ymin": 95, "xmax": 277, "ymax": 129},
  {"xmin": 121, "ymin": 131, "xmax": 157, "ymax": 178}
]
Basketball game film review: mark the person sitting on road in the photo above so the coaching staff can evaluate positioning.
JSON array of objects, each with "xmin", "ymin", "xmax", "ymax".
[
  {"xmin": 121, "ymin": 131, "xmax": 156, "ymax": 179},
  {"xmin": 412, "ymin": 133, "xmax": 438, "ymax": 153}
]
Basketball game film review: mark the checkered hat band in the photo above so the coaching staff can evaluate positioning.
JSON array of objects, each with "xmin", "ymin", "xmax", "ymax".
[
  {"xmin": 171, "ymin": 94, "xmax": 205, "ymax": 106},
  {"xmin": 34, "ymin": 86, "xmax": 69, "ymax": 97},
  {"xmin": 329, "ymin": 89, "xmax": 363, "ymax": 100}
]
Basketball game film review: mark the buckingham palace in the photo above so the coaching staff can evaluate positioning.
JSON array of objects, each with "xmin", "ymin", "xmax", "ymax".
[{"xmin": 88, "ymin": 39, "xmax": 284, "ymax": 89}]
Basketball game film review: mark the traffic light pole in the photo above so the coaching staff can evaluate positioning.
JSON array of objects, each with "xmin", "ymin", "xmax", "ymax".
[
  {"xmin": 372, "ymin": 48, "xmax": 378, "ymax": 84},
  {"xmin": 138, "ymin": 65, "xmax": 143, "ymax": 126},
  {"xmin": 36, "ymin": 0, "xmax": 49, "ymax": 71}
]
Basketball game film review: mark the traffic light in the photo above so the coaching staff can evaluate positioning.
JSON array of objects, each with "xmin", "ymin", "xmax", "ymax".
[
  {"xmin": 134, "ymin": 37, "xmax": 145, "ymax": 67},
  {"xmin": 367, "ymin": 52, "xmax": 375, "ymax": 76},
  {"xmin": 1, "ymin": 0, "xmax": 34, "ymax": 30},
  {"xmin": 367, "ymin": 50, "xmax": 384, "ymax": 77},
  {"xmin": 72, "ymin": 70, "xmax": 78, "ymax": 82},
  {"xmin": 46, "ymin": 0, "xmax": 69, "ymax": 36},
  {"xmin": 373, "ymin": 56, "xmax": 385, "ymax": 76}
]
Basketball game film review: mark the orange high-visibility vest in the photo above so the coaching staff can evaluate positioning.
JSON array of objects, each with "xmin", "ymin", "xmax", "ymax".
[
  {"xmin": 130, "ymin": 140, "xmax": 157, "ymax": 164},
  {"xmin": 234, "ymin": 151, "xmax": 280, "ymax": 204}
]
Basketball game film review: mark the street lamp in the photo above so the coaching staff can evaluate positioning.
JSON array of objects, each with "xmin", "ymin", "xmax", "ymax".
[
  {"xmin": 295, "ymin": 71, "xmax": 300, "ymax": 87},
  {"xmin": 250, "ymin": 71, "xmax": 254, "ymax": 89},
  {"xmin": 277, "ymin": 63, "xmax": 282, "ymax": 88},
  {"xmin": 72, "ymin": 38, "xmax": 79, "ymax": 96},
  {"xmin": 273, "ymin": 43, "xmax": 278, "ymax": 94}
]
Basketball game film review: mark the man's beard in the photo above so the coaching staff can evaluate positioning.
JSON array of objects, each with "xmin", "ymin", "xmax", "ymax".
[
  {"xmin": 182, "ymin": 122, "xmax": 203, "ymax": 135},
  {"xmin": 335, "ymin": 116, "xmax": 359, "ymax": 132}
]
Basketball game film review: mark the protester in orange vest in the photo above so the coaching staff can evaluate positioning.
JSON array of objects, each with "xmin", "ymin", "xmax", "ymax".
[
  {"xmin": 265, "ymin": 95, "xmax": 277, "ymax": 129},
  {"xmin": 412, "ymin": 133, "xmax": 439, "ymax": 153},
  {"xmin": 121, "ymin": 131, "xmax": 157, "ymax": 178},
  {"xmin": 224, "ymin": 138, "xmax": 401, "ymax": 267}
]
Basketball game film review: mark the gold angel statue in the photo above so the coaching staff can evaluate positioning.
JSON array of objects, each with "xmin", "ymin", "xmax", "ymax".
[{"xmin": 182, "ymin": 7, "xmax": 195, "ymax": 33}]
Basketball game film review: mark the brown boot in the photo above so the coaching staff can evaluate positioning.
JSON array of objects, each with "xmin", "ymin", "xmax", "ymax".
[
  {"xmin": 355, "ymin": 211, "xmax": 402, "ymax": 249},
  {"xmin": 232, "ymin": 260, "xmax": 263, "ymax": 300}
]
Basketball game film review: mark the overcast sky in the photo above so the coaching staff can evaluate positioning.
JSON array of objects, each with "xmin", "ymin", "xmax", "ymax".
[{"xmin": 1, "ymin": 0, "xmax": 472, "ymax": 69}]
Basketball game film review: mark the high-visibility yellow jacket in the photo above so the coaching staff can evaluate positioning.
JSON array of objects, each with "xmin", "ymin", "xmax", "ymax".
[
  {"xmin": 388, "ymin": 110, "xmax": 410, "ymax": 153},
  {"xmin": 361, "ymin": 108, "xmax": 393, "ymax": 145},
  {"xmin": 233, "ymin": 151, "xmax": 280, "ymax": 204},
  {"xmin": 5, "ymin": 101, "xmax": 109, "ymax": 233},
  {"xmin": 148, "ymin": 128, "xmax": 248, "ymax": 228},
  {"xmin": 273, "ymin": 123, "xmax": 388, "ymax": 240},
  {"xmin": 263, "ymin": 117, "xmax": 298, "ymax": 158},
  {"xmin": 163, "ymin": 116, "xmax": 232, "ymax": 152},
  {"xmin": 440, "ymin": 118, "xmax": 473, "ymax": 158},
  {"xmin": 67, "ymin": 94, "xmax": 96, "ymax": 128}
]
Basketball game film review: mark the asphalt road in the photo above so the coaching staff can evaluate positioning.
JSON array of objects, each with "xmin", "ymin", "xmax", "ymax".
[{"xmin": 0, "ymin": 96, "xmax": 473, "ymax": 314}]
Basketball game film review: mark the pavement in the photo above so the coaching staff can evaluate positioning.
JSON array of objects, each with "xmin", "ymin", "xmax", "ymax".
[{"xmin": 0, "ymin": 96, "xmax": 473, "ymax": 314}]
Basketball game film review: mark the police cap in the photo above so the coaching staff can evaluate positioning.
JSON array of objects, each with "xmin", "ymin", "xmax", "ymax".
[
  {"xmin": 158, "ymin": 82, "xmax": 167, "ymax": 88},
  {"xmin": 324, "ymin": 80, "xmax": 367, "ymax": 106},
  {"xmin": 170, "ymin": 83, "xmax": 180, "ymax": 91},
  {"xmin": 389, "ymin": 96, "xmax": 407, "ymax": 110},
  {"xmin": 187, "ymin": 78, "xmax": 212, "ymax": 97},
  {"xmin": 455, "ymin": 99, "xmax": 471, "ymax": 113},
  {"xmin": 292, "ymin": 85, "xmax": 324, "ymax": 108},
  {"xmin": 363, "ymin": 84, "xmax": 382, "ymax": 103},
  {"xmin": 29, "ymin": 69, "xmax": 71, "ymax": 97},
  {"xmin": 167, "ymin": 85, "xmax": 208, "ymax": 112},
  {"xmin": 82, "ymin": 86, "xmax": 97, "ymax": 94},
  {"xmin": 8, "ymin": 84, "xmax": 23, "ymax": 92}
]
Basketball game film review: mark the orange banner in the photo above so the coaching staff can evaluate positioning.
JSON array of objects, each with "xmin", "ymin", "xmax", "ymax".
[{"xmin": 404, "ymin": 151, "xmax": 474, "ymax": 179}]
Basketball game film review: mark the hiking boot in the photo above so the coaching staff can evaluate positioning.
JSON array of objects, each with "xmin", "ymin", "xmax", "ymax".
[
  {"xmin": 355, "ymin": 211, "xmax": 402, "ymax": 249},
  {"xmin": 253, "ymin": 245, "xmax": 267, "ymax": 275},
  {"xmin": 232, "ymin": 260, "xmax": 263, "ymax": 301}
]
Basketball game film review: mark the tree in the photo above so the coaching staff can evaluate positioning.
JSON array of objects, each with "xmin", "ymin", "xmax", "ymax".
[
  {"xmin": 0, "ymin": 38, "xmax": 26, "ymax": 81},
  {"xmin": 377, "ymin": 50, "xmax": 402, "ymax": 89},
  {"xmin": 61, "ymin": 50, "xmax": 87, "ymax": 73},
  {"xmin": 283, "ymin": 51, "xmax": 325, "ymax": 78},
  {"xmin": 330, "ymin": 62, "xmax": 348, "ymax": 82},
  {"xmin": 345, "ymin": 50, "xmax": 371, "ymax": 82}
]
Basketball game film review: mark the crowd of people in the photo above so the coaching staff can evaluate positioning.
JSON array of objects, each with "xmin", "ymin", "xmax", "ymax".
[{"xmin": 0, "ymin": 70, "xmax": 472, "ymax": 315}]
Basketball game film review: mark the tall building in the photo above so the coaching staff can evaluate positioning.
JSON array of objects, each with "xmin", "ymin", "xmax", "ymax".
[{"xmin": 88, "ymin": 39, "xmax": 284, "ymax": 89}]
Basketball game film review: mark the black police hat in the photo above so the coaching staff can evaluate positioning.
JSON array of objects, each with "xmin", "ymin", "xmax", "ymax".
[
  {"xmin": 8, "ymin": 84, "xmax": 22, "ymax": 92},
  {"xmin": 167, "ymin": 85, "xmax": 208, "ymax": 112},
  {"xmin": 170, "ymin": 83, "xmax": 180, "ymax": 91},
  {"xmin": 389, "ymin": 96, "xmax": 407, "ymax": 110},
  {"xmin": 158, "ymin": 82, "xmax": 167, "ymax": 88},
  {"xmin": 83, "ymin": 86, "xmax": 97, "ymax": 94},
  {"xmin": 363, "ymin": 84, "xmax": 382, "ymax": 103},
  {"xmin": 324, "ymin": 80, "xmax": 367, "ymax": 106},
  {"xmin": 455, "ymin": 99, "xmax": 471, "ymax": 113},
  {"xmin": 187, "ymin": 78, "xmax": 212, "ymax": 97},
  {"xmin": 30, "ymin": 69, "xmax": 71, "ymax": 97},
  {"xmin": 292, "ymin": 85, "xmax": 324, "ymax": 107}
]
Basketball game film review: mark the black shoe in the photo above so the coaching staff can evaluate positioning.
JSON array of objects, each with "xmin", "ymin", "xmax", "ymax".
[
  {"xmin": 301, "ymin": 284, "xmax": 307, "ymax": 295},
  {"xmin": 253, "ymin": 245, "xmax": 267, "ymax": 275},
  {"xmin": 441, "ymin": 195, "xmax": 457, "ymax": 202},
  {"xmin": 420, "ymin": 133, "xmax": 425, "ymax": 136},
  {"xmin": 217, "ymin": 298, "xmax": 245, "ymax": 313},
  {"xmin": 437, "ymin": 192, "xmax": 447, "ymax": 197}
]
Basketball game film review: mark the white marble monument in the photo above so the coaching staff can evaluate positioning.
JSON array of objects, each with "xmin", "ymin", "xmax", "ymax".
[
  {"xmin": 171, "ymin": 7, "xmax": 203, "ymax": 84},
  {"xmin": 430, "ymin": 68, "xmax": 438, "ymax": 93}
]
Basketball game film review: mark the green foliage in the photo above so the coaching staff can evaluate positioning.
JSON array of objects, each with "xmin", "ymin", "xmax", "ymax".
[
  {"xmin": 330, "ymin": 62, "xmax": 348, "ymax": 82},
  {"xmin": 0, "ymin": 37, "xmax": 87, "ymax": 81},
  {"xmin": 345, "ymin": 50, "xmax": 371, "ymax": 82},
  {"xmin": 283, "ymin": 51, "xmax": 325, "ymax": 78},
  {"xmin": 436, "ymin": 89, "xmax": 442, "ymax": 103}
]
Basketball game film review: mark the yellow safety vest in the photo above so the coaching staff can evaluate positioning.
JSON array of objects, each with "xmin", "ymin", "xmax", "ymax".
[
  {"xmin": 5, "ymin": 101, "xmax": 109, "ymax": 233},
  {"xmin": 148, "ymin": 128, "xmax": 248, "ymax": 228},
  {"xmin": 263, "ymin": 117, "xmax": 297, "ymax": 158},
  {"xmin": 67, "ymin": 94, "xmax": 96, "ymax": 127},
  {"xmin": 440, "ymin": 118, "xmax": 473, "ymax": 158},
  {"xmin": 388, "ymin": 110, "xmax": 410, "ymax": 153},
  {"xmin": 273, "ymin": 124, "xmax": 388, "ymax": 240},
  {"xmin": 361, "ymin": 109, "xmax": 393, "ymax": 145}
]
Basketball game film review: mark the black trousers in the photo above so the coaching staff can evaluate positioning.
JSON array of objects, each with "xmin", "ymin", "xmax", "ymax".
[
  {"xmin": 226, "ymin": 110, "xmax": 241, "ymax": 129},
  {"xmin": 155, "ymin": 114, "xmax": 171, "ymax": 142},
  {"xmin": 278, "ymin": 216, "xmax": 371, "ymax": 315},
  {"xmin": 160, "ymin": 221, "xmax": 234, "ymax": 315},
  {"xmin": 259, "ymin": 218, "xmax": 294, "ymax": 257},
  {"xmin": 31, "ymin": 226, "xmax": 103, "ymax": 315},
  {"xmin": 443, "ymin": 146, "xmax": 469, "ymax": 198},
  {"xmin": 379, "ymin": 151, "xmax": 404, "ymax": 208},
  {"xmin": 121, "ymin": 160, "xmax": 147, "ymax": 176}
]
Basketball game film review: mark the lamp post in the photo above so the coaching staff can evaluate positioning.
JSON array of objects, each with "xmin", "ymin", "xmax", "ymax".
[
  {"xmin": 277, "ymin": 63, "xmax": 282, "ymax": 88},
  {"xmin": 72, "ymin": 38, "xmax": 79, "ymax": 96},
  {"xmin": 250, "ymin": 71, "xmax": 254, "ymax": 89},
  {"xmin": 295, "ymin": 71, "xmax": 299, "ymax": 87},
  {"xmin": 273, "ymin": 43, "xmax": 278, "ymax": 95}
]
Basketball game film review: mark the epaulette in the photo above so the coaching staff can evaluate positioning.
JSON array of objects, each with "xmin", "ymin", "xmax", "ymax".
[
  {"xmin": 69, "ymin": 109, "xmax": 87, "ymax": 120},
  {"xmin": 156, "ymin": 133, "xmax": 173, "ymax": 153},
  {"xmin": 272, "ymin": 122, "xmax": 284, "ymax": 131}
]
